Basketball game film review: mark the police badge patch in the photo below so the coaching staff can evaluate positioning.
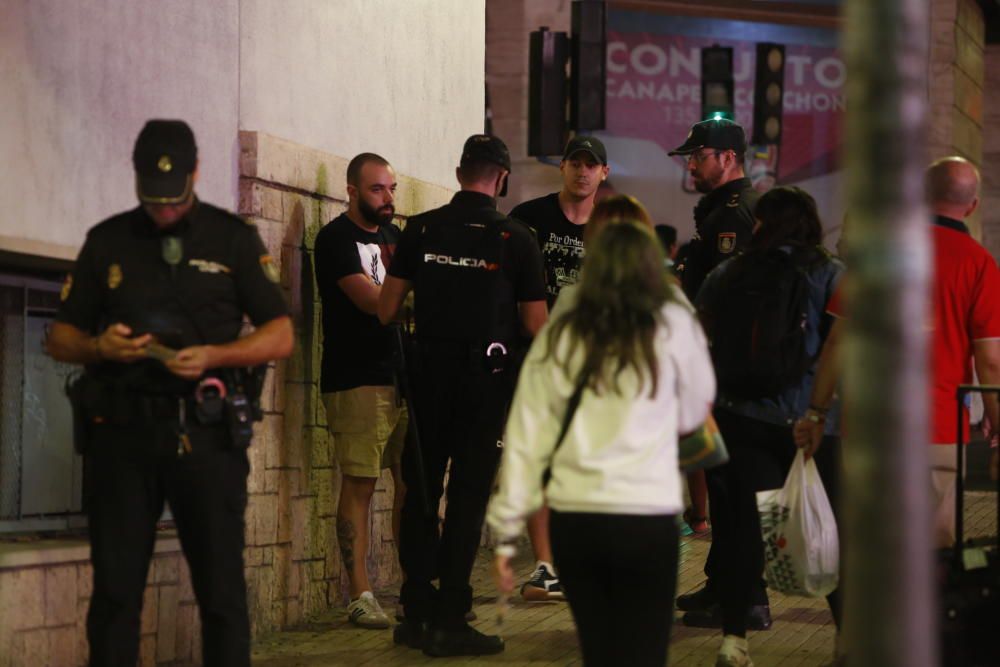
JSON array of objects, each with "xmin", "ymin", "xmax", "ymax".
[
  {"xmin": 718, "ymin": 233, "xmax": 737, "ymax": 254},
  {"xmin": 108, "ymin": 264, "xmax": 123, "ymax": 289}
]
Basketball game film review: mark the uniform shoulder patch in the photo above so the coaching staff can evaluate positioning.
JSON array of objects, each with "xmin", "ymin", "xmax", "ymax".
[
  {"xmin": 726, "ymin": 193, "xmax": 742, "ymax": 208},
  {"xmin": 718, "ymin": 232, "xmax": 737, "ymax": 254}
]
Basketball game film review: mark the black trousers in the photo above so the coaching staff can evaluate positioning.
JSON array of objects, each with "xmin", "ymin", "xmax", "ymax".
[
  {"xmin": 551, "ymin": 511, "xmax": 679, "ymax": 667},
  {"xmin": 711, "ymin": 409, "xmax": 842, "ymax": 637},
  {"xmin": 398, "ymin": 355, "xmax": 509, "ymax": 628},
  {"xmin": 84, "ymin": 419, "xmax": 250, "ymax": 667}
]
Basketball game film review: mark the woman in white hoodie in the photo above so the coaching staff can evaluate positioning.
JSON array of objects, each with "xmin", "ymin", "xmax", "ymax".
[{"xmin": 487, "ymin": 218, "xmax": 716, "ymax": 667}]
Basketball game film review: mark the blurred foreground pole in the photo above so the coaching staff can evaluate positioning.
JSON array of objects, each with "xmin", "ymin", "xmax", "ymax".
[{"xmin": 842, "ymin": 0, "xmax": 935, "ymax": 665}]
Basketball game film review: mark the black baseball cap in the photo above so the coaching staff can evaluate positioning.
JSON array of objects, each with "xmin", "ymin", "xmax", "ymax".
[
  {"xmin": 461, "ymin": 134, "xmax": 511, "ymax": 196},
  {"xmin": 668, "ymin": 118, "xmax": 747, "ymax": 156},
  {"xmin": 562, "ymin": 135, "xmax": 607, "ymax": 165},
  {"xmin": 133, "ymin": 120, "xmax": 198, "ymax": 204}
]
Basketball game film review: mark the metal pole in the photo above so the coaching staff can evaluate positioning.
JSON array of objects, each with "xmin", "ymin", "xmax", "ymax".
[{"xmin": 842, "ymin": 0, "xmax": 935, "ymax": 665}]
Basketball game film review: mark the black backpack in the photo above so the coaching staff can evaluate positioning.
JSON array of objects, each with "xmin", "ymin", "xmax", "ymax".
[{"xmin": 705, "ymin": 248, "xmax": 813, "ymax": 399}]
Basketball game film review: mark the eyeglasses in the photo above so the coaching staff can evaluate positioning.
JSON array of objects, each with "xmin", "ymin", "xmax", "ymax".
[{"xmin": 687, "ymin": 150, "xmax": 721, "ymax": 164}]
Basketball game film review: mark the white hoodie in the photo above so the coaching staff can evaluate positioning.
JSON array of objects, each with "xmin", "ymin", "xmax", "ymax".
[{"xmin": 486, "ymin": 285, "xmax": 716, "ymax": 543}]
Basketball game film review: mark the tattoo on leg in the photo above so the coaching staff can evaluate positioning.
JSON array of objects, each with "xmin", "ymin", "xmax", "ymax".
[{"xmin": 337, "ymin": 518, "xmax": 356, "ymax": 572}]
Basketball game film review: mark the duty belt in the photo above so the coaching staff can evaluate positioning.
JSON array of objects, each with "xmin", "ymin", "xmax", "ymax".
[{"xmin": 416, "ymin": 337, "xmax": 511, "ymax": 373}]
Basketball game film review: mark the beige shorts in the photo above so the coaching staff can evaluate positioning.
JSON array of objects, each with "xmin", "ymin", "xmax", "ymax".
[{"xmin": 323, "ymin": 386, "xmax": 407, "ymax": 478}]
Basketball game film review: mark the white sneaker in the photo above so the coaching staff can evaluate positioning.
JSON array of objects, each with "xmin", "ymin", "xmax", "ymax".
[
  {"xmin": 716, "ymin": 635, "xmax": 753, "ymax": 667},
  {"xmin": 347, "ymin": 591, "xmax": 390, "ymax": 629}
]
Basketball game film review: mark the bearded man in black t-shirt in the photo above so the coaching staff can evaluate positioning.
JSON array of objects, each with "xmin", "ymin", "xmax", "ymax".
[
  {"xmin": 314, "ymin": 153, "xmax": 406, "ymax": 629},
  {"xmin": 506, "ymin": 136, "xmax": 609, "ymax": 602}
]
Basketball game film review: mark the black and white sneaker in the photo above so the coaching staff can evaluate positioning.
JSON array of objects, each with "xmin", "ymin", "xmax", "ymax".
[{"xmin": 520, "ymin": 561, "xmax": 564, "ymax": 601}]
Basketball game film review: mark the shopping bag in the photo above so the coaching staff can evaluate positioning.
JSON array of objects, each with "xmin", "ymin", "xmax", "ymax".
[
  {"xmin": 757, "ymin": 449, "xmax": 839, "ymax": 597},
  {"xmin": 678, "ymin": 414, "xmax": 730, "ymax": 472}
]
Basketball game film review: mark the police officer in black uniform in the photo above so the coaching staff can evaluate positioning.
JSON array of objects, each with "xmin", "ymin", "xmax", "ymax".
[
  {"xmin": 46, "ymin": 120, "xmax": 293, "ymax": 667},
  {"xmin": 667, "ymin": 118, "xmax": 772, "ymax": 631},
  {"xmin": 378, "ymin": 134, "xmax": 547, "ymax": 657},
  {"xmin": 669, "ymin": 118, "xmax": 759, "ymax": 300}
]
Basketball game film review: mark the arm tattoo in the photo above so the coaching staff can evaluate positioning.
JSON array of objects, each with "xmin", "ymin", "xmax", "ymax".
[{"xmin": 337, "ymin": 518, "xmax": 356, "ymax": 571}]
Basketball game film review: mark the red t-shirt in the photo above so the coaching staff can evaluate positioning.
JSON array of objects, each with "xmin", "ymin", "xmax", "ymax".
[{"xmin": 827, "ymin": 218, "xmax": 1000, "ymax": 443}]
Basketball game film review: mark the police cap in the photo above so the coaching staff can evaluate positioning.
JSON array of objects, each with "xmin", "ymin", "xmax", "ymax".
[
  {"xmin": 133, "ymin": 119, "xmax": 198, "ymax": 205},
  {"xmin": 461, "ymin": 134, "xmax": 511, "ymax": 196},
  {"xmin": 668, "ymin": 118, "xmax": 747, "ymax": 156}
]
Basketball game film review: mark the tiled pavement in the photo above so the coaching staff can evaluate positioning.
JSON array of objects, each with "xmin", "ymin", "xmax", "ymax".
[{"xmin": 252, "ymin": 492, "xmax": 997, "ymax": 667}]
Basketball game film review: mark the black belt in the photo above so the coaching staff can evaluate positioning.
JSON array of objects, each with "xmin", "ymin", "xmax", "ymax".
[
  {"xmin": 98, "ymin": 393, "xmax": 194, "ymax": 422},
  {"xmin": 416, "ymin": 338, "xmax": 511, "ymax": 371}
]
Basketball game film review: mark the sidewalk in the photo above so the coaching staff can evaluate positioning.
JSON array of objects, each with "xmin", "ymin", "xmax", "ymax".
[{"xmin": 252, "ymin": 491, "xmax": 997, "ymax": 666}]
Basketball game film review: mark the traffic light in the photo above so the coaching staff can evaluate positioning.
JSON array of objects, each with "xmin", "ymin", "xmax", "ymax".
[
  {"xmin": 752, "ymin": 43, "xmax": 786, "ymax": 145},
  {"xmin": 700, "ymin": 45, "xmax": 734, "ymax": 121},
  {"xmin": 528, "ymin": 27, "xmax": 569, "ymax": 156},
  {"xmin": 570, "ymin": 0, "xmax": 606, "ymax": 131}
]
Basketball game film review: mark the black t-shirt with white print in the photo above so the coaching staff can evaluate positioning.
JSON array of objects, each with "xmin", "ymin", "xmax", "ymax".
[
  {"xmin": 314, "ymin": 213, "xmax": 399, "ymax": 393},
  {"xmin": 509, "ymin": 193, "xmax": 585, "ymax": 307}
]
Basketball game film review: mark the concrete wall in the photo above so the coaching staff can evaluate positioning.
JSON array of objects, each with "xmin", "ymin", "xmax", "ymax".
[
  {"xmin": 0, "ymin": 0, "xmax": 485, "ymax": 258},
  {"xmin": 0, "ymin": 0, "xmax": 240, "ymax": 258}
]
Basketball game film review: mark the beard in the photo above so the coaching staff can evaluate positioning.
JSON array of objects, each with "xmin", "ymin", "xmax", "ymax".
[
  {"xmin": 359, "ymin": 199, "xmax": 395, "ymax": 226},
  {"xmin": 692, "ymin": 167, "xmax": 724, "ymax": 194}
]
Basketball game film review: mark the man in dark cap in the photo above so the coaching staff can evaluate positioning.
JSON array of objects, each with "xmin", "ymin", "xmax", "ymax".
[
  {"xmin": 46, "ymin": 119, "xmax": 293, "ymax": 667},
  {"xmin": 668, "ymin": 119, "xmax": 771, "ymax": 632},
  {"xmin": 510, "ymin": 135, "xmax": 610, "ymax": 308},
  {"xmin": 378, "ymin": 134, "xmax": 547, "ymax": 657},
  {"xmin": 670, "ymin": 118, "xmax": 758, "ymax": 300},
  {"xmin": 504, "ymin": 134, "xmax": 608, "ymax": 602}
]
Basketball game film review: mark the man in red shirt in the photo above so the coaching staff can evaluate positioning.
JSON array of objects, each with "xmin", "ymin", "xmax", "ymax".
[{"xmin": 797, "ymin": 156, "xmax": 1000, "ymax": 547}]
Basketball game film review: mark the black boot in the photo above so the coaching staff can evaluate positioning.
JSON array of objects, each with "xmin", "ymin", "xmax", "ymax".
[
  {"xmin": 422, "ymin": 624, "xmax": 505, "ymax": 657},
  {"xmin": 393, "ymin": 620, "xmax": 427, "ymax": 649},
  {"xmin": 681, "ymin": 604, "xmax": 773, "ymax": 631},
  {"xmin": 676, "ymin": 585, "xmax": 718, "ymax": 612}
]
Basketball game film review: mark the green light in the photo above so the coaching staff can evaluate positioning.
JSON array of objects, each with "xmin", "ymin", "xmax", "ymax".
[{"xmin": 703, "ymin": 109, "xmax": 734, "ymax": 122}]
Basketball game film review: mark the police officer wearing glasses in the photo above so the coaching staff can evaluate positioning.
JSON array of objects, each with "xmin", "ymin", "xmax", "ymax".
[
  {"xmin": 668, "ymin": 118, "xmax": 772, "ymax": 633},
  {"xmin": 670, "ymin": 118, "xmax": 759, "ymax": 300},
  {"xmin": 378, "ymin": 134, "xmax": 547, "ymax": 657},
  {"xmin": 46, "ymin": 119, "xmax": 293, "ymax": 667}
]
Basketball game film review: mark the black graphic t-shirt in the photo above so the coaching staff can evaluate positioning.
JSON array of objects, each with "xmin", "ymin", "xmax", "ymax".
[
  {"xmin": 314, "ymin": 214, "xmax": 400, "ymax": 392},
  {"xmin": 510, "ymin": 193, "xmax": 585, "ymax": 306}
]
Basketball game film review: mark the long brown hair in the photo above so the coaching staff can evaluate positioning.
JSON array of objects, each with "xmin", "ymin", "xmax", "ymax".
[{"xmin": 545, "ymin": 219, "xmax": 676, "ymax": 397}]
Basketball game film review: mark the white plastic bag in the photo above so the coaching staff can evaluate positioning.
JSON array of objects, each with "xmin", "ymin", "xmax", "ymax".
[{"xmin": 756, "ymin": 449, "xmax": 839, "ymax": 597}]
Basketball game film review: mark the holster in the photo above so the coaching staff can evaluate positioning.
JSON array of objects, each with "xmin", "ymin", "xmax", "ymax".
[{"xmin": 65, "ymin": 372, "xmax": 105, "ymax": 454}]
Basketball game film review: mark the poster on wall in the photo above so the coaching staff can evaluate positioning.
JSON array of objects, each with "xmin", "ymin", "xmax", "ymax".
[{"xmin": 597, "ymin": 10, "xmax": 845, "ymax": 247}]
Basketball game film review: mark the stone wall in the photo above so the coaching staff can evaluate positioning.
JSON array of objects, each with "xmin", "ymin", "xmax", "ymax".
[
  {"xmin": 928, "ymin": 0, "xmax": 985, "ymax": 237},
  {"xmin": 0, "ymin": 131, "xmax": 454, "ymax": 667},
  {"xmin": 0, "ymin": 538, "xmax": 199, "ymax": 666},
  {"xmin": 980, "ymin": 44, "xmax": 1000, "ymax": 258}
]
